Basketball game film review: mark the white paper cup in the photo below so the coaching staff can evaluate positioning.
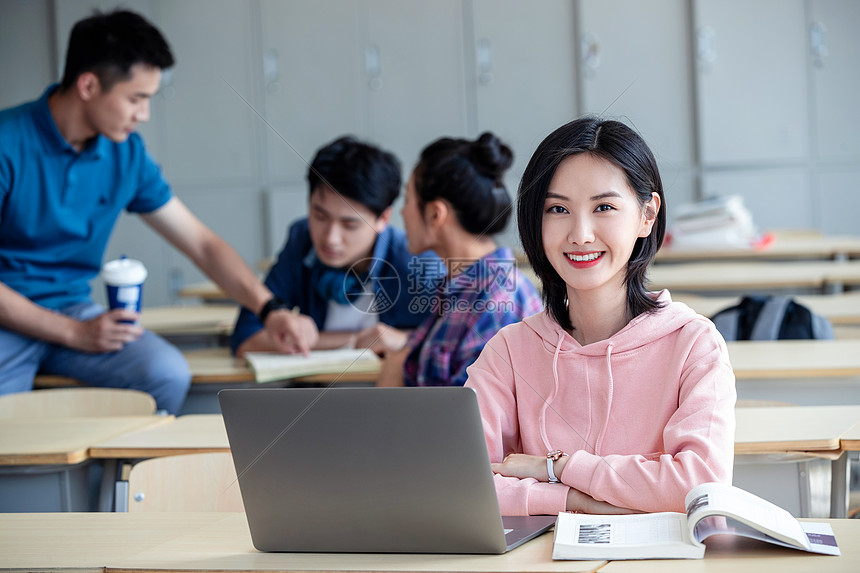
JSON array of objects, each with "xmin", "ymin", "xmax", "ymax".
[{"xmin": 101, "ymin": 257, "xmax": 147, "ymax": 317}]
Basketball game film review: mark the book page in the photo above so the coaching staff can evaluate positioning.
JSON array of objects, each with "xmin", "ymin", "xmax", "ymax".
[
  {"xmin": 685, "ymin": 482, "xmax": 808, "ymax": 550},
  {"xmin": 245, "ymin": 349, "xmax": 380, "ymax": 383},
  {"xmin": 693, "ymin": 517, "xmax": 840, "ymax": 556},
  {"xmin": 553, "ymin": 512, "xmax": 703, "ymax": 560}
]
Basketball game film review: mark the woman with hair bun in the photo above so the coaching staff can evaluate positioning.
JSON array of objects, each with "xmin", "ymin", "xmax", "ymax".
[{"xmin": 377, "ymin": 132, "xmax": 542, "ymax": 387}]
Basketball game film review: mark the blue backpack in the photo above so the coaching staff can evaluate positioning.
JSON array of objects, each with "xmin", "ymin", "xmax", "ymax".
[{"xmin": 710, "ymin": 295, "xmax": 834, "ymax": 341}]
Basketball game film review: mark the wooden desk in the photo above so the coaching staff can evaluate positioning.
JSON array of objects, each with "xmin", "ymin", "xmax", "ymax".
[
  {"xmin": 83, "ymin": 408, "xmax": 855, "ymax": 463},
  {"xmin": 184, "ymin": 347, "xmax": 380, "ymax": 385},
  {"xmin": 88, "ymin": 414, "xmax": 230, "ymax": 512},
  {"xmin": 1, "ymin": 512, "xmax": 858, "ymax": 572},
  {"xmin": 734, "ymin": 405, "xmax": 860, "ymax": 519},
  {"xmin": 0, "ymin": 416, "xmax": 170, "ymax": 512},
  {"xmin": 727, "ymin": 339, "xmax": 860, "ymax": 418},
  {"xmin": 727, "ymin": 339, "xmax": 860, "ymax": 379},
  {"xmin": 140, "ymin": 304, "xmax": 238, "ymax": 336},
  {"xmin": 0, "ymin": 512, "xmax": 603, "ymax": 572},
  {"xmin": 674, "ymin": 291, "xmax": 860, "ymax": 326},
  {"xmin": 841, "ymin": 420, "xmax": 860, "ymax": 452},
  {"xmin": 33, "ymin": 348, "xmax": 380, "ymax": 415},
  {"xmin": 600, "ymin": 519, "xmax": 860, "ymax": 572},
  {"xmin": 34, "ymin": 347, "xmax": 379, "ymax": 393},
  {"xmin": 648, "ymin": 260, "xmax": 860, "ymax": 293},
  {"xmin": 837, "ymin": 420, "xmax": 860, "ymax": 520},
  {"xmin": 89, "ymin": 414, "xmax": 228, "ymax": 459},
  {"xmin": 734, "ymin": 405, "xmax": 860, "ymax": 456},
  {"xmin": 178, "ymin": 280, "xmax": 232, "ymax": 302},
  {"xmin": 0, "ymin": 416, "xmax": 172, "ymax": 465},
  {"xmin": 656, "ymin": 234, "xmax": 860, "ymax": 263},
  {"xmin": 83, "ymin": 408, "xmax": 857, "ymax": 517},
  {"xmin": 185, "ymin": 347, "xmax": 379, "ymax": 413},
  {"xmin": 32, "ymin": 347, "xmax": 256, "ymax": 390}
]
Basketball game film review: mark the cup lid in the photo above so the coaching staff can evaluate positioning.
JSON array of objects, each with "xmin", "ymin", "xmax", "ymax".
[{"xmin": 101, "ymin": 257, "xmax": 148, "ymax": 285}]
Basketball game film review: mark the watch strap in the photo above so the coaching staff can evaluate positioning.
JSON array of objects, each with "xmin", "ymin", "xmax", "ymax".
[
  {"xmin": 258, "ymin": 296, "xmax": 288, "ymax": 324},
  {"xmin": 546, "ymin": 449, "xmax": 565, "ymax": 483},
  {"xmin": 547, "ymin": 457, "xmax": 559, "ymax": 483}
]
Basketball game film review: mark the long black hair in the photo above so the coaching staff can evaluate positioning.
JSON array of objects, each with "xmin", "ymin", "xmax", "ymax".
[{"xmin": 517, "ymin": 117, "xmax": 666, "ymax": 331}]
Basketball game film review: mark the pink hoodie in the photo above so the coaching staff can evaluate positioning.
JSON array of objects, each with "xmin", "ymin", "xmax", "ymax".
[{"xmin": 464, "ymin": 290, "xmax": 736, "ymax": 515}]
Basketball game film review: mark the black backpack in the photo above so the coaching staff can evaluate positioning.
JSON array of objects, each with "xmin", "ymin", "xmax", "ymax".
[{"xmin": 710, "ymin": 295, "xmax": 834, "ymax": 341}]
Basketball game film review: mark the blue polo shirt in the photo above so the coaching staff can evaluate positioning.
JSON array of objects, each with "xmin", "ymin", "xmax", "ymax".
[{"xmin": 0, "ymin": 85, "xmax": 172, "ymax": 310}]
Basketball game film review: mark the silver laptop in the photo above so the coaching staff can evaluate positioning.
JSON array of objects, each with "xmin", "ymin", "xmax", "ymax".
[{"xmin": 218, "ymin": 386, "xmax": 555, "ymax": 554}]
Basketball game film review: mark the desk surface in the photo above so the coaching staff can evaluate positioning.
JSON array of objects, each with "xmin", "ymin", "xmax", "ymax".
[
  {"xmin": 0, "ymin": 416, "xmax": 172, "ymax": 465},
  {"xmin": 184, "ymin": 347, "xmax": 380, "ymax": 384},
  {"xmin": 841, "ymin": 420, "xmax": 860, "ymax": 452},
  {"xmin": 674, "ymin": 291, "xmax": 860, "ymax": 325},
  {"xmin": 656, "ymin": 234, "xmax": 860, "ymax": 262},
  {"xmin": 648, "ymin": 260, "xmax": 860, "ymax": 292},
  {"xmin": 601, "ymin": 518, "xmax": 860, "ymax": 572},
  {"xmin": 86, "ymin": 403, "xmax": 860, "ymax": 461},
  {"xmin": 0, "ymin": 512, "xmax": 602, "ymax": 573},
  {"xmin": 1, "ymin": 512, "xmax": 858, "ymax": 573},
  {"xmin": 140, "ymin": 304, "xmax": 237, "ymax": 335},
  {"xmin": 89, "ymin": 414, "xmax": 228, "ymax": 459},
  {"xmin": 734, "ymin": 405, "xmax": 860, "ymax": 455},
  {"xmin": 184, "ymin": 347, "xmax": 255, "ymax": 383},
  {"xmin": 178, "ymin": 281, "xmax": 233, "ymax": 302},
  {"xmin": 33, "ymin": 348, "xmax": 380, "ymax": 389},
  {"xmin": 727, "ymin": 339, "xmax": 860, "ymax": 379}
]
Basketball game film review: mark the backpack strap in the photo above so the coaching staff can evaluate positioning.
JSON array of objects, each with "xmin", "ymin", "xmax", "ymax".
[
  {"xmin": 750, "ymin": 296, "xmax": 791, "ymax": 340},
  {"xmin": 711, "ymin": 308, "xmax": 739, "ymax": 342},
  {"xmin": 811, "ymin": 314, "xmax": 835, "ymax": 340}
]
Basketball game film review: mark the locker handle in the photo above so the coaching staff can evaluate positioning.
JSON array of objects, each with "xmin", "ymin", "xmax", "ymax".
[
  {"xmin": 159, "ymin": 68, "xmax": 175, "ymax": 100},
  {"xmin": 696, "ymin": 26, "xmax": 717, "ymax": 68},
  {"xmin": 365, "ymin": 45, "xmax": 383, "ymax": 91},
  {"xmin": 809, "ymin": 21, "xmax": 828, "ymax": 68},
  {"xmin": 477, "ymin": 38, "xmax": 493, "ymax": 86},
  {"xmin": 581, "ymin": 33, "xmax": 600, "ymax": 77},
  {"xmin": 264, "ymin": 49, "xmax": 280, "ymax": 94}
]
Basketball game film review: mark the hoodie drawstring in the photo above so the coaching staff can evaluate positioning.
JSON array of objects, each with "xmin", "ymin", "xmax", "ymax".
[
  {"xmin": 594, "ymin": 343, "xmax": 615, "ymax": 455},
  {"xmin": 539, "ymin": 330, "xmax": 565, "ymax": 452}
]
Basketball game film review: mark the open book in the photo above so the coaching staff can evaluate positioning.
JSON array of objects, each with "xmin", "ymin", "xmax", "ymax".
[
  {"xmin": 244, "ymin": 349, "xmax": 381, "ymax": 383},
  {"xmin": 552, "ymin": 482, "xmax": 840, "ymax": 560}
]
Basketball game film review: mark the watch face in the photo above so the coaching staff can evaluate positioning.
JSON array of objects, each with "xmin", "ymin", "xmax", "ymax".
[{"xmin": 547, "ymin": 449, "xmax": 564, "ymax": 461}]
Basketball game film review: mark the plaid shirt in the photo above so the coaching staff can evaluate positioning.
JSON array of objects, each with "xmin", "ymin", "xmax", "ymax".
[{"xmin": 403, "ymin": 247, "xmax": 543, "ymax": 386}]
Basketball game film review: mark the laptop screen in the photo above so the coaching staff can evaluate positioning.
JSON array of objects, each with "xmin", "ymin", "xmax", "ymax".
[{"xmin": 219, "ymin": 386, "xmax": 551, "ymax": 554}]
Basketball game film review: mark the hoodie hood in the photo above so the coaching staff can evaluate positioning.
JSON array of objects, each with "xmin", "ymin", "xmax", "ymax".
[{"xmin": 522, "ymin": 290, "xmax": 700, "ymax": 357}]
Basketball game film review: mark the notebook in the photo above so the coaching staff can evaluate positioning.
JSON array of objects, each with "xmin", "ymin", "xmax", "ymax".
[{"xmin": 218, "ymin": 386, "xmax": 555, "ymax": 554}]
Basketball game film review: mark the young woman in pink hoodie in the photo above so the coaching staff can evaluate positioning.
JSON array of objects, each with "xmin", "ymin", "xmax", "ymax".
[{"xmin": 464, "ymin": 118, "xmax": 736, "ymax": 515}]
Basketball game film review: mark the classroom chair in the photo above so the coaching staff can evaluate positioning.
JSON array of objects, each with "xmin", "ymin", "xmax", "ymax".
[
  {"xmin": 0, "ymin": 387, "xmax": 156, "ymax": 418},
  {"xmin": 126, "ymin": 452, "xmax": 244, "ymax": 512}
]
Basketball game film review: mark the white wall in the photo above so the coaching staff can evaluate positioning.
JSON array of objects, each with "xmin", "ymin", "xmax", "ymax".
[{"xmin": 2, "ymin": 0, "xmax": 858, "ymax": 306}]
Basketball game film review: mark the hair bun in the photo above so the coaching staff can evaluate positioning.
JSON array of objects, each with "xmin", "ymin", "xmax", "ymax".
[{"xmin": 469, "ymin": 132, "xmax": 513, "ymax": 182}]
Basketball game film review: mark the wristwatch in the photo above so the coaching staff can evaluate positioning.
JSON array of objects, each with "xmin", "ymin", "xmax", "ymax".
[
  {"xmin": 547, "ymin": 449, "xmax": 566, "ymax": 483},
  {"xmin": 258, "ymin": 296, "xmax": 288, "ymax": 324}
]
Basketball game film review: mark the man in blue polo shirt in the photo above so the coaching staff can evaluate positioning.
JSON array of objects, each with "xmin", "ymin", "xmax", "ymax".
[{"xmin": 0, "ymin": 10, "xmax": 318, "ymax": 414}]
